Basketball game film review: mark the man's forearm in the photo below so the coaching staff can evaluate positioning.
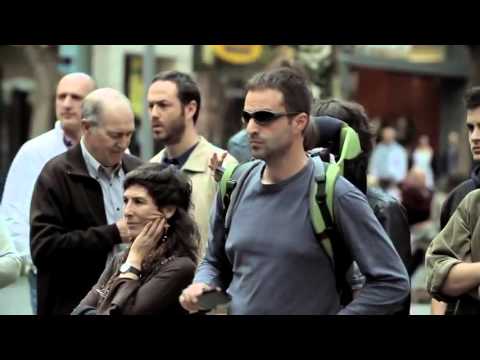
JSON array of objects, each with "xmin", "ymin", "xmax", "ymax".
[{"xmin": 442, "ymin": 262, "xmax": 480, "ymax": 297}]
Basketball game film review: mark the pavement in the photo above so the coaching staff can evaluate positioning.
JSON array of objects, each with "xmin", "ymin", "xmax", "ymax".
[
  {"xmin": 409, "ymin": 264, "xmax": 431, "ymax": 315},
  {"xmin": 0, "ymin": 263, "xmax": 433, "ymax": 316},
  {"xmin": 0, "ymin": 275, "xmax": 33, "ymax": 315}
]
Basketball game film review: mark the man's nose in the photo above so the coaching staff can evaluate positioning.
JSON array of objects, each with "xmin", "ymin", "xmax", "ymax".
[
  {"xmin": 124, "ymin": 201, "xmax": 133, "ymax": 216},
  {"xmin": 150, "ymin": 104, "xmax": 161, "ymax": 118},
  {"xmin": 62, "ymin": 96, "xmax": 72, "ymax": 107},
  {"xmin": 118, "ymin": 134, "xmax": 132, "ymax": 150},
  {"xmin": 245, "ymin": 118, "xmax": 259, "ymax": 135}
]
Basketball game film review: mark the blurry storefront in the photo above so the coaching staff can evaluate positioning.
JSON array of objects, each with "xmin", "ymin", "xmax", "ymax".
[
  {"xmin": 338, "ymin": 45, "xmax": 473, "ymax": 175},
  {"xmin": 0, "ymin": 45, "xmax": 59, "ymax": 197},
  {"xmin": 193, "ymin": 45, "xmax": 328, "ymax": 147},
  {"xmin": 193, "ymin": 45, "xmax": 268, "ymax": 147}
]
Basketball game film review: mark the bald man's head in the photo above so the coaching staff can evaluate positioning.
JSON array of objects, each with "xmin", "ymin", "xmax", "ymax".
[
  {"xmin": 81, "ymin": 88, "xmax": 133, "ymax": 126},
  {"xmin": 81, "ymin": 88, "xmax": 135, "ymax": 167},
  {"xmin": 56, "ymin": 72, "xmax": 96, "ymax": 142}
]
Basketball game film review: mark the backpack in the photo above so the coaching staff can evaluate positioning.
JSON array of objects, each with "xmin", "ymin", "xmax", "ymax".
[{"xmin": 218, "ymin": 117, "xmax": 362, "ymax": 304}]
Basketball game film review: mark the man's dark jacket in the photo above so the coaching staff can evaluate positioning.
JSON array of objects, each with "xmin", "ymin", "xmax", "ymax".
[
  {"xmin": 367, "ymin": 187, "xmax": 412, "ymax": 315},
  {"xmin": 30, "ymin": 144, "xmax": 143, "ymax": 315},
  {"xmin": 440, "ymin": 164, "xmax": 480, "ymax": 229}
]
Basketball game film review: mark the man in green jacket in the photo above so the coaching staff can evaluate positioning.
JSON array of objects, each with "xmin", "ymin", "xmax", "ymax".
[{"xmin": 425, "ymin": 188, "xmax": 480, "ymax": 314}]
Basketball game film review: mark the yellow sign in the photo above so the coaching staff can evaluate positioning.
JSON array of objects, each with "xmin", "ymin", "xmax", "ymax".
[
  {"xmin": 211, "ymin": 45, "xmax": 263, "ymax": 65},
  {"xmin": 127, "ymin": 56, "xmax": 145, "ymax": 117}
]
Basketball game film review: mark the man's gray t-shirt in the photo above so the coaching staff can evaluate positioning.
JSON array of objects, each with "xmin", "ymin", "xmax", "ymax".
[{"xmin": 195, "ymin": 158, "xmax": 409, "ymax": 315}]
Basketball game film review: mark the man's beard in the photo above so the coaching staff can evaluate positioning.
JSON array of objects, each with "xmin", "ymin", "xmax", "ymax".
[
  {"xmin": 157, "ymin": 114, "xmax": 186, "ymax": 146},
  {"xmin": 252, "ymin": 138, "xmax": 291, "ymax": 163}
]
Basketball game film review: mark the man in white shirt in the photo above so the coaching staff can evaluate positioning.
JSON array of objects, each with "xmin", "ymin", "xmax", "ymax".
[
  {"xmin": 0, "ymin": 73, "xmax": 95, "ymax": 314},
  {"xmin": 369, "ymin": 126, "xmax": 408, "ymax": 199}
]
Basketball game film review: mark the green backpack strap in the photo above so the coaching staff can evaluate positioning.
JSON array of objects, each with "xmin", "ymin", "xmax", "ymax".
[
  {"xmin": 219, "ymin": 160, "xmax": 262, "ymax": 231},
  {"xmin": 219, "ymin": 162, "xmax": 241, "ymax": 211},
  {"xmin": 309, "ymin": 157, "xmax": 340, "ymax": 262},
  {"xmin": 337, "ymin": 125, "xmax": 362, "ymax": 173},
  {"xmin": 310, "ymin": 156, "xmax": 353, "ymax": 304}
]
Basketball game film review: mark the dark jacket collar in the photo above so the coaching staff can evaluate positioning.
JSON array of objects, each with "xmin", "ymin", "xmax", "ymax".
[
  {"xmin": 65, "ymin": 144, "xmax": 142, "ymax": 178},
  {"xmin": 471, "ymin": 161, "xmax": 480, "ymax": 187}
]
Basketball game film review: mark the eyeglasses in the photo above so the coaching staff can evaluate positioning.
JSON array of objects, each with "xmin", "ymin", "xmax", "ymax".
[{"xmin": 241, "ymin": 110, "xmax": 300, "ymax": 125}]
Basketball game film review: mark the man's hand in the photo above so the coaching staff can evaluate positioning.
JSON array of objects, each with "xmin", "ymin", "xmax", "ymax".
[
  {"xmin": 209, "ymin": 152, "xmax": 228, "ymax": 182},
  {"xmin": 179, "ymin": 283, "xmax": 217, "ymax": 313},
  {"xmin": 116, "ymin": 218, "xmax": 131, "ymax": 243}
]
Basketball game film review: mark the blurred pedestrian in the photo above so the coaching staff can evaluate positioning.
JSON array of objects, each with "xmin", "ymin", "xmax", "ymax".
[
  {"xmin": 0, "ymin": 73, "xmax": 96, "ymax": 314},
  {"xmin": 401, "ymin": 167, "xmax": 433, "ymax": 226},
  {"xmin": 412, "ymin": 134, "xmax": 435, "ymax": 189},
  {"xmin": 395, "ymin": 116, "xmax": 416, "ymax": 150},
  {"xmin": 438, "ymin": 131, "xmax": 460, "ymax": 178},
  {"xmin": 369, "ymin": 126, "xmax": 408, "ymax": 200},
  {"xmin": 227, "ymin": 128, "xmax": 251, "ymax": 164}
]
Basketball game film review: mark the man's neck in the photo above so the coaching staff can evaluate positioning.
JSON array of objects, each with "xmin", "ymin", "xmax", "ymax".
[
  {"xmin": 62, "ymin": 128, "xmax": 81, "ymax": 146},
  {"xmin": 165, "ymin": 129, "xmax": 199, "ymax": 159},
  {"xmin": 102, "ymin": 164, "xmax": 121, "ymax": 177},
  {"xmin": 263, "ymin": 144, "xmax": 308, "ymax": 184}
]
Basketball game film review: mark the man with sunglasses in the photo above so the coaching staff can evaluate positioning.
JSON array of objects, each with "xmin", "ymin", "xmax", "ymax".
[
  {"xmin": 148, "ymin": 71, "xmax": 237, "ymax": 258},
  {"xmin": 180, "ymin": 67, "xmax": 409, "ymax": 315}
]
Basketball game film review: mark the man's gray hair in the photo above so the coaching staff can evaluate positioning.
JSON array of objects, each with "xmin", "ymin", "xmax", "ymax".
[{"xmin": 81, "ymin": 97, "xmax": 103, "ymax": 126}]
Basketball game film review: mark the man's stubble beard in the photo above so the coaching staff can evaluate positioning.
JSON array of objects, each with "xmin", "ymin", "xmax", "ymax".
[{"xmin": 157, "ymin": 114, "xmax": 187, "ymax": 147}]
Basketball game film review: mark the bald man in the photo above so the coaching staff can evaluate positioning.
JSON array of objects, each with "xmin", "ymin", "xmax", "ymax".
[
  {"xmin": 30, "ymin": 88, "xmax": 143, "ymax": 315},
  {"xmin": 0, "ymin": 73, "xmax": 96, "ymax": 314}
]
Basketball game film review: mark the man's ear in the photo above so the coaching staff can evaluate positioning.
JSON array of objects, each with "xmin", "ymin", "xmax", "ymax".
[
  {"xmin": 294, "ymin": 113, "xmax": 309, "ymax": 134},
  {"xmin": 184, "ymin": 100, "xmax": 198, "ymax": 123},
  {"xmin": 162, "ymin": 206, "xmax": 177, "ymax": 219},
  {"xmin": 81, "ymin": 119, "xmax": 91, "ymax": 134}
]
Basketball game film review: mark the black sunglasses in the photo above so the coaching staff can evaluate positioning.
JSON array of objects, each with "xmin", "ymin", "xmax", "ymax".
[{"xmin": 242, "ymin": 110, "xmax": 300, "ymax": 125}]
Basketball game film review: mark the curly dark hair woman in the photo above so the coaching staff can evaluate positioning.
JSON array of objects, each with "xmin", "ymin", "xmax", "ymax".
[{"xmin": 72, "ymin": 163, "xmax": 200, "ymax": 315}]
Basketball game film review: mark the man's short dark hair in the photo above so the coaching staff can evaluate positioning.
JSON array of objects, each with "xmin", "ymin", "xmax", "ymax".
[
  {"xmin": 151, "ymin": 71, "xmax": 201, "ymax": 124},
  {"xmin": 464, "ymin": 86, "xmax": 480, "ymax": 111},
  {"xmin": 245, "ymin": 67, "xmax": 312, "ymax": 115}
]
